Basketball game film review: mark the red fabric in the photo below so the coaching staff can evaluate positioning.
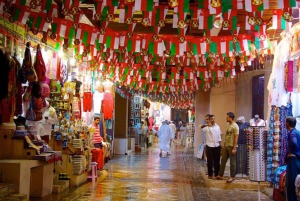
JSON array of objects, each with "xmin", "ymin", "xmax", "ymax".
[
  {"xmin": 34, "ymin": 49, "xmax": 46, "ymax": 82},
  {"xmin": 287, "ymin": 61, "xmax": 293, "ymax": 92},
  {"xmin": 102, "ymin": 93, "xmax": 113, "ymax": 119},
  {"xmin": 273, "ymin": 188, "xmax": 286, "ymax": 201},
  {"xmin": 149, "ymin": 117, "xmax": 153, "ymax": 130},
  {"xmin": 83, "ymin": 92, "xmax": 93, "ymax": 112},
  {"xmin": 56, "ymin": 58, "xmax": 61, "ymax": 80},
  {"xmin": 91, "ymin": 148, "xmax": 104, "ymax": 170},
  {"xmin": 0, "ymin": 99, "xmax": 11, "ymax": 123}
]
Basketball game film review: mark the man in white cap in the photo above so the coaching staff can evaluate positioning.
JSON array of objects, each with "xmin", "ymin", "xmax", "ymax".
[{"xmin": 158, "ymin": 120, "xmax": 173, "ymax": 156}]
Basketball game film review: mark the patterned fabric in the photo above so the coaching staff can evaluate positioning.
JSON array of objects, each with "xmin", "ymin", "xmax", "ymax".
[
  {"xmin": 293, "ymin": 59, "xmax": 298, "ymax": 93},
  {"xmin": 279, "ymin": 105, "xmax": 289, "ymax": 166},
  {"xmin": 284, "ymin": 61, "xmax": 294, "ymax": 92},
  {"xmin": 247, "ymin": 127, "xmax": 267, "ymax": 181},
  {"xmin": 272, "ymin": 165, "xmax": 287, "ymax": 190},
  {"xmin": 272, "ymin": 107, "xmax": 280, "ymax": 173},
  {"xmin": 267, "ymin": 105, "xmax": 276, "ymax": 182}
]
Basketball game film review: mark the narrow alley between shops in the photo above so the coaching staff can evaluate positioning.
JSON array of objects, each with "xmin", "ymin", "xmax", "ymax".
[{"xmin": 31, "ymin": 142, "xmax": 272, "ymax": 201}]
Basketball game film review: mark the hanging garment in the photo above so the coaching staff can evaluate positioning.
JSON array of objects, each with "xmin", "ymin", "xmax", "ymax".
[
  {"xmin": 83, "ymin": 92, "xmax": 93, "ymax": 112},
  {"xmin": 0, "ymin": 99, "xmax": 11, "ymax": 123},
  {"xmin": 13, "ymin": 56, "xmax": 23, "ymax": 115},
  {"xmin": 102, "ymin": 93, "xmax": 114, "ymax": 119},
  {"xmin": 279, "ymin": 105, "xmax": 289, "ymax": 166},
  {"xmin": 236, "ymin": 122, "xmax": 250, "ymax": 175},
  {"xmin": 93, "ymin": 91, "xmax": 103, "ymax": 114},
  {"xmin": 284, "ymin": 61, "xmax": 294, "ymax": 92},
  {"xmin": 33, "ymin": 45, "xmax": 46, "ymax": 82},
  {"xmin": 267, "ymin": 105, "xmax": 276, "ymax": 182},
  {"xmin": 0, "ymin": 50, "xmax": 9, "ymax": 100}
]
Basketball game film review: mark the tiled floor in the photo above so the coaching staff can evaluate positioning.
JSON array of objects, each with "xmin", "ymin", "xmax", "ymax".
[{"xmin": 30, "ymin": 141, "xmax": 272, "ymax": 201}]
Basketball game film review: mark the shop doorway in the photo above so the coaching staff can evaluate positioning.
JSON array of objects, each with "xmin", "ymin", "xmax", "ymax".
[{"xmin": 252, "ymin": 75, "xmax": 265, "ymax": 119}]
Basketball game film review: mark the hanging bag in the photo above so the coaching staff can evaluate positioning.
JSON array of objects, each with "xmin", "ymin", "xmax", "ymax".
[{"xmin": 26, "ymin": 99, "xmax": 36, "ymax": 121}]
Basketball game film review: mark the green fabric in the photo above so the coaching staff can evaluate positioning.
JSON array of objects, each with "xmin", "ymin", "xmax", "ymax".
[
  {"xmin": 184, "ymin": 0, "xmax": 190, "ymax": 13},
  {"xmin": 127, "ymin": 39, "xmax": 132, "ymax": 52},
  {"xmin": 68, "ymin": 27, "xmax": 75, "ymax": 40},
  {"xmin": 112, "ymin": 0, "xmax": 118, "ymax": 6},
  {"xmin": 171, "ymin": 43, "xmax": 176, "ymax": 56},
  {"xmin": 198, "ymin": 0, "xmax": 204, "ymax": 8},
  {"xmin": 208, "ymin": 15, "xmax": 214, "ymax": 29},
  {"xmin": 27, "ymin": 16, "xmax": 34, "ymax": 28},
  {"xmin": 35, "ymin": 16, "xmax": 42, "ymax": 29},
  {"xmin": 210, "ymin": 42, "xmax": 217, "ymax": 53},
  {"xmin": 13, "ymin": 8, "xmax": 21, "ymax": 22},
  {"xmin": 20, "ymin": 0, "xmax": 26, "ymax": 5},
  {"xmin": 192, "ymin": 43, "xmax": 198, "ymax": 55},
  {"xmin": 146, "ymin": 0, "xmax": 154, "ymax": 11},
  {"xmin": 155, "ymin": 8, "xmax": 160, "ymax": 26},
  {"xmin": 45, "ymin": 0, "xmax": 52, "ymax": 12},
  {"xmin": 106, "ymin": 35, "xmax": 111, "ymax": 49},
  {"xmin": 149, "ymin": 42, "xmax": 154, "ymax": 54},
  {"xmin": 51, "ymin": 23, "xmax": 58, "ymax": 34},
  {"xmin": 231, "ymin": 16, "xmax": 237, "ymax": 30},
  {"xmin": 225, "ymin": 123, "xmax": 239, "ymax": 147},
  {"xmin": 82, "ymin": 31, "xmax": 89, "ymax": 45}
]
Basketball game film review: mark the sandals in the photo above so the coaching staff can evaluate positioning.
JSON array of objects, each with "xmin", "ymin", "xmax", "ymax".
[
  {"xmin": 226, "ymin": 178, "xmax": 235, "ymax": 183},
  {"xmin": 216, "ymin": 175, "xmax": 223, "ymax": 180}
]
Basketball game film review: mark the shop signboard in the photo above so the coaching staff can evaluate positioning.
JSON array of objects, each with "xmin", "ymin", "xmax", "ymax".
[
  {"xmin": 26, "ymin": 32, "xmax": 59, "ymax": 52},
  {"xmin": 0, "ymin": 16, "xmax": 25, "ymax": 40}
]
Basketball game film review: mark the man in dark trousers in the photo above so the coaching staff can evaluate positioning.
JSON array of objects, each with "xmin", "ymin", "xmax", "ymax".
[{"xmin": 285, "ymin": 116, "xmax": 300, "ymax": 201}]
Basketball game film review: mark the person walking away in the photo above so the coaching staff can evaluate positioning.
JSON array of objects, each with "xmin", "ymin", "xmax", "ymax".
[
  {"xmin": 180, "ymin": 122, "xmax": 187, "ymax": 147},
  {"xmin": 169, "ymin": 121, "xmax": 176, "ymax": 145},
  {"xmin": 142, "ymin": 120, "xmax": 149, "ymax": 148},
  {"xmin": 216, "ymin": 112, "xmax": 239, "ymax": 183},
  {"xmin": 285, "ymin": 116, "xmax": 300, "ymax": 201},
  {"xmin": 201, "ymin": 114, "xmax": 222, "ymax": 179},
  {"xmin": 158, "ymin": 120, "xmax": 173, "ymax": 156}
]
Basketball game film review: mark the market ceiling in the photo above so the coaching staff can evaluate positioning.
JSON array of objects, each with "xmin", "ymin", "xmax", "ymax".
[{"xmin": 1, "ymin": 0, "xmax": 299, "ymax": 108}]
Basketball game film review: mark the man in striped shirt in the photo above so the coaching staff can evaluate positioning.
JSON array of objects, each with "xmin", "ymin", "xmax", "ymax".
[{"xmin": 91, "ymin": 116, "xmax": 103, "ymax": 148}]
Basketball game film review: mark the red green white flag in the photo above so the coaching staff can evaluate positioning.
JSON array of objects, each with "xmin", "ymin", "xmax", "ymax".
[
  {"xmin": 11, "ymin": 5, "xmax": 31, "ymax": 25},
  {"xmin": 134, "ymin": 0, "xmax": 154, "ymax": 11},
  {"xmin": 277, "ymin": 0, "xmax": 296, "ymax": 9}
]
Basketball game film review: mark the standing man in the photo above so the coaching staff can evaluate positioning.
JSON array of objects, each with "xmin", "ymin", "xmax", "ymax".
[
  {"xmin": 216, "ymin": 112, "xmax": 239, "ymax": 183},
  {"xmin": 201, "ymin": 114, "xmax": 222, "ymax": 179},
  {"xmin": 158, "ymin": 120, "xmax": 173, "ymax": 156},
  {"xmin": 90, "ymin": 116, "xmax": 103, "ymax": 148},
  {"xmin": 285, "ymin": 116, "xmax": 300, "ymax": 201}
]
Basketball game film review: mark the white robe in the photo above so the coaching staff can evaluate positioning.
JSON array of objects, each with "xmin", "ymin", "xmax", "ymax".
[{"xmin": 158, "ymin": 124, "xmax": 173, "ymax": 152}]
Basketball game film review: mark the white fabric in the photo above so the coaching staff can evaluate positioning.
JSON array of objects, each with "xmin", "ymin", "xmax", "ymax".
[
  {"xmin": 249, "ymin": 118, "xmax": 266, "ymax": 127},
  {"xmin": 158, "ymin": 124, "xmax": 173, "ymax": 152},
  {"xmin": 93, "ymin": 91, "xmax": 103, "ymax": 114},
  {"xmin": 202, "ymin": 124, "xmax": 222, "ymax": 147},
  {"xmin": 180, "ymin": 126, "xmax": 187, "ymax": 135},
  {"xmin": 169, "ymin": 123, "xmax": 176, "ymax": 138},
  {"xmin": 267, "ymin": 36, "xmax": 291, "ymax": 107},
  {"xmin": 296, "ymin": 117, "xmax": 300, "ymax": 131}
]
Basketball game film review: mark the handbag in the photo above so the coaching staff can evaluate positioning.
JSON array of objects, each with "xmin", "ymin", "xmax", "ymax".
[{"xmin": 26, "ymin": 99, "xmax": 36, "ymax": 121}]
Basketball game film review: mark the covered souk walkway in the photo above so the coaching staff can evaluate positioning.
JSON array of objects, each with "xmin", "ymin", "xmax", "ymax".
[{"xmin": 31, "ymin": 142, "xmax": 272, "ymax": 201}]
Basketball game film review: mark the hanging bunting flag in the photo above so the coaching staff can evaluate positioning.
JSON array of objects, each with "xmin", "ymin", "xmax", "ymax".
[
  {"xmin": 245, "ymin": 12, "xmax": 256, "ymax": 31},
  {"xmin": 11, "ymin": 4, "xmax": 31, "ymax": 25},
  {"xmin": 245, "ymin": 0, "xmax": 264, "ymax": 12},
  {"xmin": 277, "ymin": 0, "xmax": 296, "ymax": 9},
  {"xmin": 93, "ymin": 0, "xmax": 104, "ymax": 20},
  {"xmin": 40, "ymin": 0, "xmax": 53, "ymax": 12},
  {"xmin": 51, "ymin": 18, "xmax": 75, "ymax": 40},
  {"xmin": 134, "ymin": 0, "xmax": 154, "ymax": 11},
  {"xmin": 28, "ymin": 11, "xmax": 50, "ymax": 32},
  {"xmin": 208, "ymin": 0, "xmax": 222, "ymax": 15},
  {"xmin": 75, "ymin": 23, "xmax": 99, "ymax": 46}
]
